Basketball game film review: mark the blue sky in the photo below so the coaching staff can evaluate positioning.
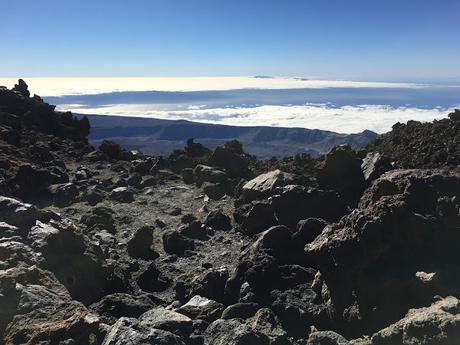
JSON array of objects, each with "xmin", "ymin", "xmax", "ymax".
[{"xmin": 2, "ymin": 0, "xmax": 459, "ymax": 81}]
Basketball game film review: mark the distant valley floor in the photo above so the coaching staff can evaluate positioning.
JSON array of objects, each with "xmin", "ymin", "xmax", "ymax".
[{"xmin": 83, "ymin": 114, "xmax": 378, "ymax": 158}]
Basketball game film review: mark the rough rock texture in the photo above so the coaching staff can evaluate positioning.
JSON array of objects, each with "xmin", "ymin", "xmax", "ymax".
[{"xmin": 368, "ymin": 109, "xmax": 460, "ymax": 168}]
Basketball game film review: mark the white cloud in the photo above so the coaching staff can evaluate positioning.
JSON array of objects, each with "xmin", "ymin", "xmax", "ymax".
[
  {"xmin": 57, "ymin": 103, "xmax": 458, "ymax": 134},
  {"xmin": 0, "ymin": 77, "xmax": 424, "ymax": 96}
]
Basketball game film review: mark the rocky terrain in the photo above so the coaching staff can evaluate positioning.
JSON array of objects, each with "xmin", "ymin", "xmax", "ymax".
[{"xmin": 0, "ymin": 79, "xmax": 459, "ymax": 345}]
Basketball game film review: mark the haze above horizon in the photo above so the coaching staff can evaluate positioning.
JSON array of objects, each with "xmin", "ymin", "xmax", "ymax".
[{"xmin": 2, "ymin": 0, "xmax": 460, "ymax": 82}]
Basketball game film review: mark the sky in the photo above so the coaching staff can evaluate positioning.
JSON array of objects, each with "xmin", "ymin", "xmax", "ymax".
[{"xmin": 2, "ymin": 0, "xmax": 460, "ymax": 82}]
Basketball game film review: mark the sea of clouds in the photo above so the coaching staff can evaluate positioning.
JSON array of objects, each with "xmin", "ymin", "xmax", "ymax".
[{"xmin": 1, "ymin": 77, "xmax": 459, "ymax": 134}]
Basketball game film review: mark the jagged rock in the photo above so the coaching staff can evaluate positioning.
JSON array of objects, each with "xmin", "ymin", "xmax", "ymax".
[
  {"xmin": 204, "ymin": 209, "xmax": 231, "ymax": 231},
  {"xmin": 81, "ymin": 206, "xmax": 116, "ymax": 233},
  {"xmin": 242, "ymin": 169, "xmax": 304, "ymax": 202},
  {"xmin": 194, "ymin": 164, "xmax": 228, "ymax": 186},
  {"xmin": 250, "ymin": 308, "xmax": 291, "ymax": 345},
  {"xmin": 176, "ymin": 295, "xmax": 224, "ymax": 322},
  {"xmin": 14, "ymin": 164, "xmax": 69, "ymax": 196},
  {"xmin": 0, "ymin": 222, "xmax": 20, "ymax": 239},
  {"xmin": 102, "ymin": 317, "xmax": 185, "ymax": 345},
  {"xmin": 28, "ymin": 220, "xmax": 107, "ymax": 304},
  {"xmin": 180, "ymin": 220, "xmax": 207, "ymax": 240},
  {"xmin": 203, "ymin": 181, "xmax": 228, "ymax": 200},
  {"xmin": 163, "ymin": 230, "xmax": 195, "ymax": 256},
  {"xmin": 136, "ymin": 262, "xmax": 170, "ymax": 293},
  {"xmin": 234, "ymin": 201, "xmax": 277, "ymax": 235},
  {"xmin": 188, "ymin": 268, "xmax": 229, "ymax": 303},
  {"xmin": 12, "ymin": 79, "xmax": 30, "ymax": 97},
  {"xmin": 271, "ymin": 284, "xmax": 333, "ymax": 338},
  {"xmin": 371, "ymin": 296, "xmax": 460, "ymax": 345},
  {"xmin": 306, "ymin": 168, "xmax": 460, "ymax": 336},
  {"xmin": 293, "ymin": 218, "xmax": 328, "ymax": 247},
  {"xmin": 208, "ymin": 142, "xmax": 249, "ymax": 178},
  {"xmin": 361, "ymin": 152, "xmax": 392, "ymax": 182},
  {"xmin": 1, "ymin": 267, "xmax": 102, "ymax": 345},
  {"xmin": 126, "ymin": 173, "xmax": 142, "ymax": 187},
  {"xmin": 140, "ymin": 307, "xmax": 193, "ymax": 338},
  {"xmin": 271, "ymin": 185, "xmax": 349, "ymax": 228},
  {"xmin": 48, "ymin": 182, "xmax": 79, "ymax": 206},
  {"xmin": 127, "ymin": 226, "xmax": 158, "ymax": 259},
  {"xmin": 0, "ymin": 195, "xmax": 47, "ymax": 231},
  {"xmin": 369, "ymin": 110, "xmax": 460, "ymax": 168},
  {"xmin": 307, "ymin": 330, "xmax": 349, "ymax": 345},
  {"xmin": 204, "ymin": 318, "xmax": 269, "ymax": 345},
  {"xmin": 84, "ymin": 185, "xmax": 106, "ymax": 205},
  {"xmin": 89, "ymin": 293, "xmax": 158, "ymax": 325},
  {"xmin": 222, "ymin": 303, "xmax": 259, "ymax": 320},
  {"xmin": 110, "ymin": 187, "xmax": 134, "ymax": 203},
  {"xmin": 99, "ymin": 140, "xmax": 133, "ymax": 161},
  {"xmin": 316, "ymin": 145, "xmax": 365, "ymax": 206}
]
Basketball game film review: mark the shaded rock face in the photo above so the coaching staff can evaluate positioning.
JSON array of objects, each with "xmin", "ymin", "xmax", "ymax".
[
  {"xmin": 370, "ymin": 296, "xmax": 460, "ymax": 345},
  {"xmin": 306, "ymin": 168, "xmax": 460, "ymax": 336},
  {"xmin": 316, "ymin": 144, "xmax": 365, "ymax": 206}
]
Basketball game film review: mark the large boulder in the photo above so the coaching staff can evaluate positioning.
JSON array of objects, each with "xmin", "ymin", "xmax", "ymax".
[
  {"xmin": 28, "ymin": 220, "xmax": 107, "ymax": 305},
  {"xmin": 194, "ymin": 164, "xmax": 228, "ymax": 186},
  {"xmin": 242, "ymin": 170, "xmax": 304, "ymax": 202},
  {"xmin": 176, "ymin": 295, "xmax": 224, "ymax": 322},
  {"xmin": 306, "ymin": 168, "xmax": 460, "ymax": 336},
  {"xmin": 316, "ymin": 145, "xmax": 365, "ymax": 206},
  {"xmin": 102, "ymin": 317, "xmax": 185, "ymax": 345},
  {"xmin": 371, "ymin": 296, "xmax": 460, "ymax": 345},
  {"xmin": 140, "ymin": 307, "xmax": 193, "ymax": 338},
  {"xmin": 208, "ymin": 141, "xmax": 249, "ymax": 178},
  {"xmin": 89, "ymin": 293, "xmax": 159, "ymax": 325},
  {"xmin": 204, "ymin": 318, "xmax": 269, "ymax": 345},
  {"xmin": 127, "ymin": 226, "xmax": 158, "ymax": 259}
]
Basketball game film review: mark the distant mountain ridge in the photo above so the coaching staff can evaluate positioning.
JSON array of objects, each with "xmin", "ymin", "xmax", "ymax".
[{"xmin": 84, "ymin": 114, "xmax": 378, "ymax": 158}]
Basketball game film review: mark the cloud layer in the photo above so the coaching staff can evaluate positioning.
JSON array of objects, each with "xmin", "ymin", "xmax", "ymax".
[
  {"xmin": 58, "ymin": 103, "xmax": 458, "ymax": 134},
  {"xmin": 0, "ymin": 77, "xmax": 423, "ymax": 96}
]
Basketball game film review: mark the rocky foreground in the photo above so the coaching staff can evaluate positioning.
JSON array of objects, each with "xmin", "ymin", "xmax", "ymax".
[{"xmin": 0, "ymin": 80, "xmax": 459, "ymax": 345}]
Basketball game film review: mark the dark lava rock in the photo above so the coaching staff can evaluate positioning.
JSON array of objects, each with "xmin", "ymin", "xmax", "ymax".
[
  {"xmin": 139, "ymin": 307, "xmax": 193, "ymax": 338},
  {"xmin": 204, "ymin": 209, "xmax": 231, "ymax": 231},
  {"xmin": 89, "ymin": 293, "xmax": 158, "ymax": 325},
  {"xmin": 242, "ymin": 169, "xmax": 305, "ymax": 202},
  {"xmin": 176, "ymin": 295, "xmax": 224, "ymax": 322},
  {"xmin": 204, "ymin": 318, "xmax": 269, "ymax": 345},
  {"xmin": 14, "ymin": 164, "xmax": 69, "ymax": 197},
  {"xmin": 368, "ymin": 109, "xmax": 460, "ymax": 169},
  {"xmin": 110, "ymin": 187, "xmax": 134, "ymax": 203},
  {"xmin": 270, "ymin": 185, "xmax": 349, "ymax": 229},
  {"xmin": 102, "ymin": 317, "xmax": 185, "ymax": 345},
  {"xmin": 222, "ymin": 303, "xmax": 259, "ymax": 320},
  {"xmin": 234, "ymin": 201, "xmax": 277, "ymax": 235},
  {"xmin": 316, "ymin": 145, "xmax": 365, "ymax": 206},
  {"xmin": 81, "ymin": 206, "xmax": 116, "ymax": 233},
  {"xmin": 180, "ymin": 220, "xmax": 207, "ymax": 240},
  {"xmin": 370, "ymin": 296, "xmax": 460, "ymax": 345},
  {"xmin": 361, "ymin": 152, "xmax": 393, "ymax": 182},
  {"xmin": 163, "ymin": 230, "xmax": 195, "ymax": 256},
  {"xmin": 48, "ymin": 182, "xmax": 79, "ymax": 207},
  {"xmin": 194, "ymin": 164, "xmax": 228, "ymax": 186},
  {"xmin": 306, "ymin": 168, "xmax": 460, "ymax": 337},
  {"xmin": 127, "ymin": 226, "xmax": 158, "ymax": 259},
  {"xmin": 99, "ymin": 139, "xmax": 133, "ymax": 161},
  {"xmin": 306, "ymin": 330, "xmax": 348, "ymax": 345},
  {"xmin": 208, "ymin": 142, "xmax": 250, "ymax": 178}
]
